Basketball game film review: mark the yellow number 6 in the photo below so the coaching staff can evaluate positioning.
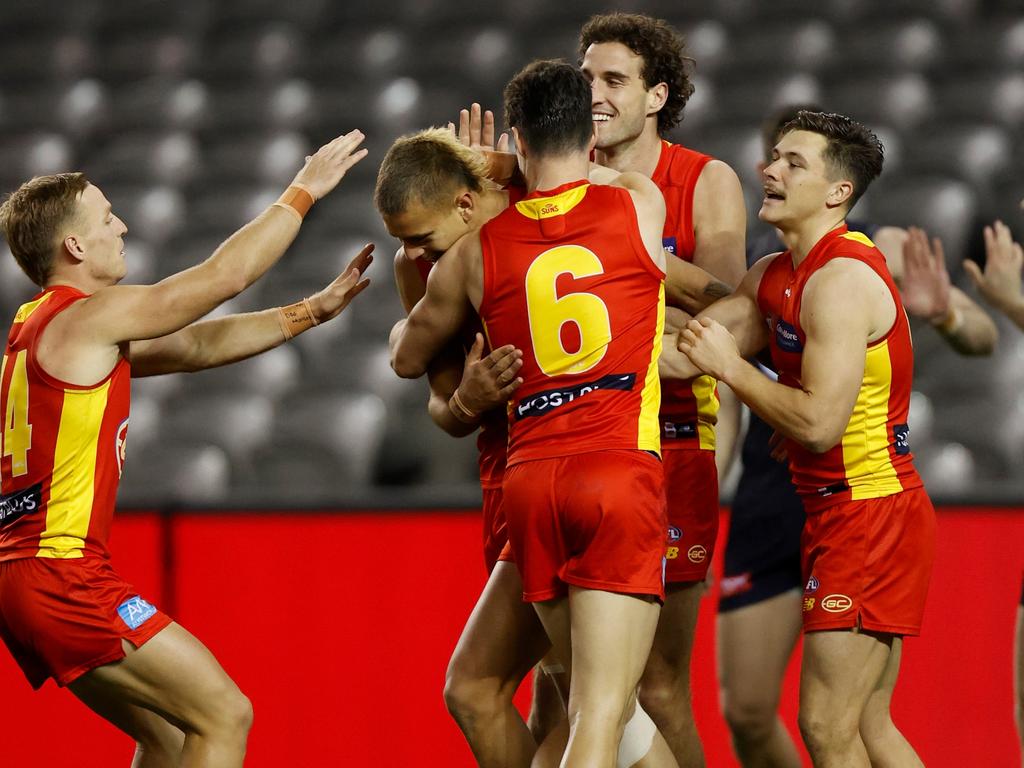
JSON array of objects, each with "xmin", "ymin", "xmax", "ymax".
[{"xmin": 525, "ymin": 245, "xmax": 612, "ymax": 377}]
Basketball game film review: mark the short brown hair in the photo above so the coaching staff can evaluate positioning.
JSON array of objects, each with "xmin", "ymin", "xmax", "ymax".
[
  {"xmin": 0, "ymin": 172, "xmax": 89, "ymax": 287},
  {"xmin": 780, "ymin": 111, "xmax": 884, "ymax": 210},
  {"xmin": 504, "ymin": 60, "xmax": 593, "ymax": 158},
  {"xmin": 374, "ymin": 128, "xmax": 490, "ymax": 218},
  {"xmin": 579, "ymin": 13, "xmax": 695, "ymax": 135}
]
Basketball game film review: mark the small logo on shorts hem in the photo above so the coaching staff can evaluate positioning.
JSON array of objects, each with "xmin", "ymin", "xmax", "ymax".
[
  {"xmin": 803, "ymin": 597, "xmax": 815, "ymax": 612},
  {"xmin": 117, "ymin": 596, "xmax": 158, "ymax": 630},
  {"xmin": 667, "ymin": 525, "xmax": 682, "ymax": 542},
  {"xmin": 687, "ymin": 545, "xmax": 707, "ymax": 563},
  {"xmin": 805, "ymin": 576, "xmax": 820, "ymax": 594},
  {"xmin": 720, "ymin": 572, "xmax": 752, "ymax": 597},
  {"xmin": 821, "ymin": 594, "xmax": 853, "ymax": 613}
]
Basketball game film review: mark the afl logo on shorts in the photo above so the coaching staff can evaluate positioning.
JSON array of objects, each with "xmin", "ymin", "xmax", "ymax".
[
  {"xmin": 115, "ymin": 418, "xmax": 130, "ymax": 478},
  {"xmin": 667, "ymin": 525, "xmax": 682, "ymax": 543},
  {"xmin": 805, "ymin": 576, "xmax": 820, "ymax": 594},
  {"xmin": 822, "ymin": 594, "xmax": 853, "ymax": 613},
  {"xmin": 687, "ymin": 545, "xmax": 707, "ymax": 563}
]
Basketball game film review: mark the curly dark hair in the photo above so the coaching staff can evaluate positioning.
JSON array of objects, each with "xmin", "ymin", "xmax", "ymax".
[
  {"xmin": 579, "ymin": 12, "xmax": 695, "ymax": 134},
  {"xmin": 780, "ymin": 110, "xmax": 885, "ymax": 209},
  {"xmin": 504, "ymin": 59, "xmax": 592, "ymax": 158}
]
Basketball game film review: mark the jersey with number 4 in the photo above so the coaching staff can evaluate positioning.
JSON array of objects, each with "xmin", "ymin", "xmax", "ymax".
[
  {"xmin": 478, "ymin": 179, "xmax": 665, "ymax": 467},
  {"xmin": 0, "ymin": 286, "xmax": 131, "ymax": 561}
]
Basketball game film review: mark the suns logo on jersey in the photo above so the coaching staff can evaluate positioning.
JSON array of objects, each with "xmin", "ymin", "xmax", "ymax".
[{"xmin": 115, "ymin": 418, "xmax": 129, "ymax": 477}]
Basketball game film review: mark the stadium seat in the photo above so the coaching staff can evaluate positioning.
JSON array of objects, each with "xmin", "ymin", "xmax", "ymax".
[
  {"xmin": 903, "ymin": 123, "xmax": 1012, "ymax": 189},
  {"xmin": 829, "ymin": 73, "xmax": 934, "ymax": 131},
  {"xmin": 162, "ymin": 391, "xmax": 275, "ymax": 465},
  {"xmin": 935, "ymin": 72, "xmax": 1024, "ymax": 128},
  {"xmin": 727, "ymin": 21, "xmax": 837, "ymax": 75},
  {"xmin": 119, "ymin": 442, "xmax": 232, "ymax": 506},
  {"xmin": 835, "ymin": 19, "xmax": 944, "ymax": 75}
]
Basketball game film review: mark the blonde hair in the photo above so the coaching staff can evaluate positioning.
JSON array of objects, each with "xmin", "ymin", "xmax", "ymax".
[
  {"xmin": 0, "ymin": 172, "xmax": 89, "ymax": 287},
  {"xmin": 374, "ymin": 128, "xmax": 491, "ymax": 217}
]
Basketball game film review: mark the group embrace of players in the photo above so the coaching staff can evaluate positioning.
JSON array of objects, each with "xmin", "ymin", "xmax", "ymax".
[{"xmin": 0, "ymin": 10, "xmax": 1022, "ymax": 768}]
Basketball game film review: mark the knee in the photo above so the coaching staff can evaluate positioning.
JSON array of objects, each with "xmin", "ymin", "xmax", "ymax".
[
  {"xmin": 638, "ymin": 662, "xmax": 689, "ymax": 723},
  {"xmin": 798, "ymin": 706, "xmax": 857, "ymax": 757},
  {"xmin": 443, "ymin": 668, "xmax": 504, "ymax": 725},
  {"xmin": 722, "ymin": 692, "xmax": 778, "ymax": 745}
]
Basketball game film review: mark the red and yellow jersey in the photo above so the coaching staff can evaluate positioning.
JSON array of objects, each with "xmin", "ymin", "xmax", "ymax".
[
  {"xmin": 0, "ymin": 286, "xmax": 131, "ymax": 561},
  {"xmin": 757, "ymin": 225, "xmax": 922, "ymax": 513},
  {"xmin": 479, "ymin": 179, "xmax": 665, "ymax": 466},
  {"xmin": 651, "ymin": 141, "xmax": 719, "ymax": 451}
]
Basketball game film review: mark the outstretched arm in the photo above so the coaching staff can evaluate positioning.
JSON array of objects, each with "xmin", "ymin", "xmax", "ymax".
[
  {"xmin": 64, "ymin": 131, "xmax": 368, "ymax": 348},
  {"xmin": 897, "ymin": 226, "xmax": 997, "ymax": 355},
  {"xmin": 127, "ymin": 244, "xmax": 374, "ymax": 376},
  {"xmin": 963, "ymin": 220, "xmax": 1024, "ymax": 331}
]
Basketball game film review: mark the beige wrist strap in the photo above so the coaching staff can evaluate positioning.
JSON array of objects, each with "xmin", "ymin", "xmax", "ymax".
[
  {"xmin": 273, "ymin": 184, "xmax": 316, "ymax": 222},
  {"xmin": 449, "ymin": 389, "xmax": 479, "ymax": 424},
  {"xmin": 278, "ymin": 298, "xmax": 320, "ymax": 340}
]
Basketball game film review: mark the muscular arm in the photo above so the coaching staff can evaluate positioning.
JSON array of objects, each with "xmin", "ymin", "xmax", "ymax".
[
  {"xmin": 682, "ymin": 259, "xmax": 891, "ymax": 453},
  {"xmin": 390, "ymin": 236, "xmax": 475, "ymax": 379},
  {"xmin": 883, "ymin": 225, "xmax": 997, "ymax": 355},
  {"xmin": 664, "ymin": 256, "xmax": 732, "ymax": 314},
  {"xmin": 127, "ymin": 244, "xmax": 373, "ymax": 376},
  {"xmin": 692, "ymin": 159, "xmax": 747, "ymax": 288},
  {"xmin": 612, "ymin": 171, "xmax": 667, "ymax": 273}
]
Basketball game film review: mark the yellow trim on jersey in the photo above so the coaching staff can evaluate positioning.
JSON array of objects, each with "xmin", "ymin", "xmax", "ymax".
[
  {"xmin": 692, "ymin": 375, "xmax": 719, "ymax": 450},
  {"xmin": 841, "ymin": 231, "xmax": 876, "ymax": 249},
  {"xmin": 13, "ymin": 294, "xmax": 52, "ymax": 325},
  {"xmin": 841, "ymin": 340, "xmax": 902, "ymax": 499},
  {"xmin": 637, "ymin": 284, "xmax": 665, "ymax": 455},
  {"xmin": 515, "ymin": 184, "xmax": 589, "ymax": 220},
  {"xmin": 37, "ymin": 380, "xmax": 111, "ymax": 558}
]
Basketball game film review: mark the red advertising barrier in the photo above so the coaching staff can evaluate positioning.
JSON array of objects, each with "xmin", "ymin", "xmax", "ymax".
[{"xmin": 1, "ymin": 507, "xmax": 1021, "ymax": 767}]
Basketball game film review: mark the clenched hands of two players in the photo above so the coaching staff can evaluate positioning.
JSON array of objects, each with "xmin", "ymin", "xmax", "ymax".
[
  {"xmin": 456, "ymin": 333, "xmax": 523, "ymax": 415},
  {"xmin": 901, "ymin": 227, "xmax": 952, "ymax": 321},
  {"xmin": 678, "ymin": 316, "xmax": 740, "ymax": 381},
  {"xmin": 964, "ymin": 220, "xmax": 1024, "ymax": 315},
  {"xmin": 293, "ymin": 129, "xmax": 369, "ymax": 200},
  {"xmin": 309, "ymin": 244, "xmax": 375, "ymax": 323}
]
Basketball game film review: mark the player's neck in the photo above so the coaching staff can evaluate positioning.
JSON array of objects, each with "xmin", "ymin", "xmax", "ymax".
[
  {"xmin": 478, "ymin": 188, "xmax": 509, "ymax": 222},
  {"xmin": 524, "ymin": 154, "xmax": 591, "ymax": 194},
  {"xmin": 593, "ymin": 127, "xmax": 663, "ymax": 177},
  {"xmin": 781, "ymin": 214, "xmax": 847, "ymax": 265}
]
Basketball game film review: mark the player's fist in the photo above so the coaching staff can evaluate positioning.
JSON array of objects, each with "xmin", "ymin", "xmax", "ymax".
[
  {"xmin": 292, "ymin": 130, "xmax": 369, "ymax": 201},
  {"xmin": 678, "ymin": 316, "xmax": 739, "ymax": 380}
]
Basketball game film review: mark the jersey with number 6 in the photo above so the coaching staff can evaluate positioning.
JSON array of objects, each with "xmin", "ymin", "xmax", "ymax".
[
  {"xmin": 478, "ymin": 179, "xmax": 665, "ymax": 467},
  {"xmin": 0, "ymin": 286, "xmax": 131, "ymax": 561}
]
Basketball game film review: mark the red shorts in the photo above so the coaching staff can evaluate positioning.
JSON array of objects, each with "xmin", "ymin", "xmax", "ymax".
[
  {"xmin": 801, "ymin": 487, "xmax": 936, "ymax": 635},
  {"xmin": 503, "ymin": 450, "xmax": 667, "ymax": 603},
  {"xmin": 0, "ymin": 557, "xmax": 172, "ymax": 689},
  {"xmin": 663, "ymin": 448, "xmax": 719, "ymax": 583},
  {"xmin": 482, "ymin": 486, "xmax": 513, "ymax": 572}
]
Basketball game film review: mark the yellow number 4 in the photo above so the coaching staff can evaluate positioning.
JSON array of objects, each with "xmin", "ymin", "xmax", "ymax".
[
  {"xmin": 525, "ymin": 245, "xmax": 612, "ymax": 377},
  {"xmin": 1, "ymin": 351, "xmax": 32, "ymax": 479}
]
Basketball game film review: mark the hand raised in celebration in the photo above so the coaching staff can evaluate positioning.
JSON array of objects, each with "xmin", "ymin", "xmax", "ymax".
[
  {"xmin": 292, "ymin": 129, "xmax": 369, "ymax": 201},
  {"xmin": 308, "ymin": 243, "xmax": 375, "ymax": 323}
]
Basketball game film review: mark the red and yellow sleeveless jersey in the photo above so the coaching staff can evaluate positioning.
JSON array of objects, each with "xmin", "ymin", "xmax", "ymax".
[
  {"xmin": 651, "ymin": 141, "xmax": 719, "ymax": 451},
  {"xmin": 478, "ymin": 179, "xmax": 665, "ymax": 467},
  {"xmin": 756, "ymin": 225, "xmax": 922, "ymax": 514},
  {"xmin": 0, "ymin": 286, "xmax": 131, "ymax": 561},
  {"xmin": 417, "ymin": 239, "xmax": 508, "ymax": 490}
]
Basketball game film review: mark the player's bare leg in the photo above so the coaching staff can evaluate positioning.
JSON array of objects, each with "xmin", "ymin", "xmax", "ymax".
[
  {"xmin": 68, "ymin": 622, "xmax": 252, "ymax": 768},
  {"xmin": 445, "ymin": 560, "xmax": 551, "ymax": 768},
  {"xmin": 71, "ymin": 673, "xmax": 185, "ymax": 768},
  {"xmin": 638, "ymin": 581, "xmax": 704, "ymax": 767},
  {"xmin": 533, "ymin": 587, "xmax": 661, "ymax": 767},
  {"xmin": 798, "ymin": 629, "xmax": 892, "ymax": 768},
  {"xmin": 858, "ymin": 637, "xmax": 923, "ymax": 767},
  {"xmin": 717, "ymin": 589, "xmax": 802, "ymax": 768},
  {"xmin": 529, "ymin": 655, "xmax": 569, "ymax": 746}
]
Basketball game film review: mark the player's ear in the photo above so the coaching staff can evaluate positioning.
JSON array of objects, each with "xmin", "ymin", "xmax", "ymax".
[
  {"xmin": 826, "ymin": 179, "xmax": 854, "ymax": 210},
  {"xmin": 647, "ymin": 81, "xmax": 668, "ymax": 116},
  {"xmin": 62, "ymin": 233, "xmax": 86, "ymax": 263},
  {"xmin": 455, "ymin": 190, "xmax": 474, "ymax": 223},
  {"xmin": 511, "ymin": 127, "xmax": 526, "ymax": 158}
]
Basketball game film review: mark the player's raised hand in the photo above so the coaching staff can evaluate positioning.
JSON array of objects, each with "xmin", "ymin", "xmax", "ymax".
[
  {"xmin": 456, "ymin": 333, "xmax": 523, "ymax": 414},
  {"xmin": 452, "ymin": 103, "xmax": 510, "ymax": 152},
  {"xmin": 964, "ymin": 220, "xmax": 1024, "ymax": 313},
  {"xmin": 901, "ymin": 227, "xmax": 951, "ymax": 321},
  {"xmin": 678, "ymin": 316, "xmax": 740, "ymax": 380},
  {"xmin": 308, "ymin": 243, "xmax": 374, "ymax": 323},
  {"xmin": 292, "ymin": 130, "xmax": 368, "ymax": 201}
]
